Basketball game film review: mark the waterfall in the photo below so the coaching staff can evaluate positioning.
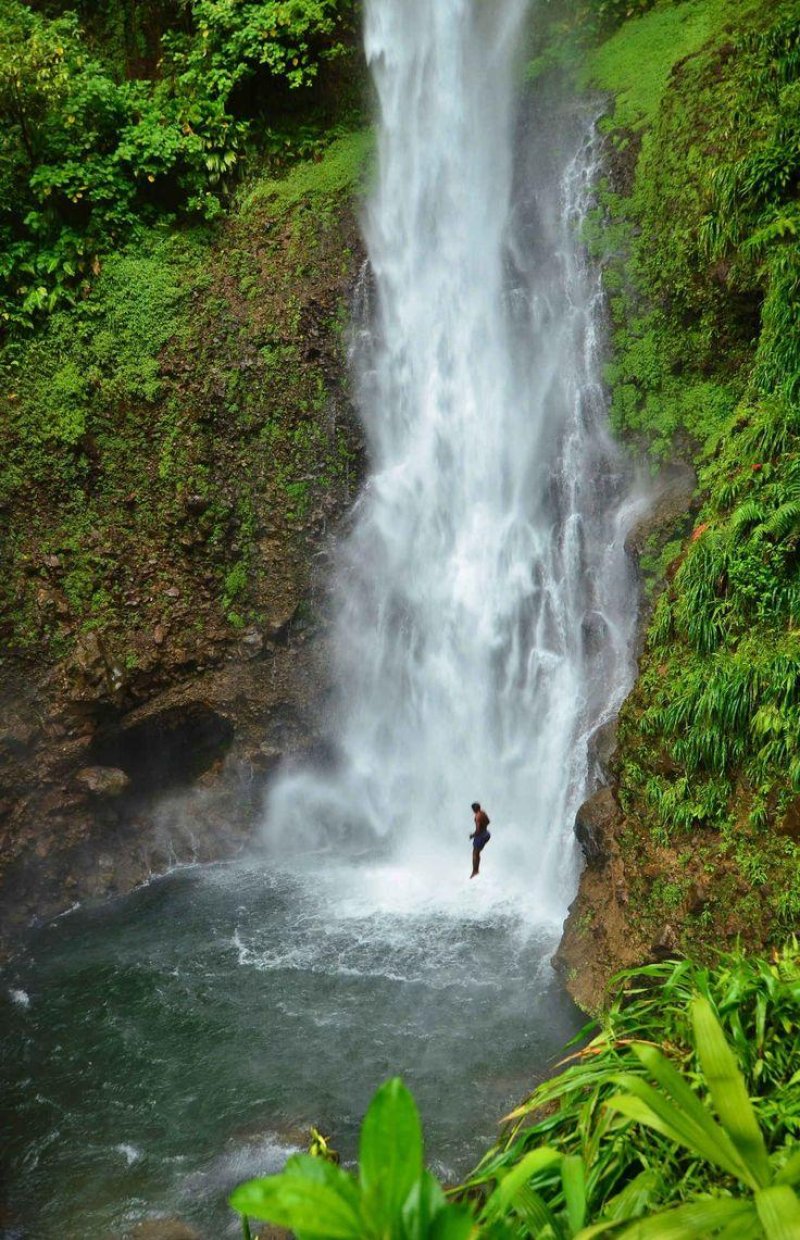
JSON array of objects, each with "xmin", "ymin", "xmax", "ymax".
[
  {"xmin": 1, "ymin": 13, "xmax": 649, "ymax": 1230},
  {"xmin": 265, "ymin": 0, "xmax": 641, "ymax": 925}
]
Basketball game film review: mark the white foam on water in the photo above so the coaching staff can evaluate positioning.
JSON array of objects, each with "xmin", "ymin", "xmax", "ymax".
[
  {"xmin": 179, "ymin": 1132, "xmax": 301, "ymax": 1198},
  {"xmin": 113, "ymin": 1143, "xmax": 143, "ymax": 1166}
]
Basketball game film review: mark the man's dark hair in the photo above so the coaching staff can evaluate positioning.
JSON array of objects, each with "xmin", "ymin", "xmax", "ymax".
[{"xmin": 471, "ymin": 802, "xmax": 480, "ymax": 812}]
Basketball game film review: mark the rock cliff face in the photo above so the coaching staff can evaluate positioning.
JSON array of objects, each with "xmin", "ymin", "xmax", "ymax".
[
  {"xmin": 0, "ymin": 139, "xmax": 366, "ymax": 939},
  {"xmin": 0, "ymin": 617, "xmax": 335, "ymax": 937}
]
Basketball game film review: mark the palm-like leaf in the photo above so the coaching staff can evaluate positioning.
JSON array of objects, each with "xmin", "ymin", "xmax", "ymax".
[
  {"xmin": 754, "ymin": 1184, "xmax": 800, "ymax": 1239},
  {"xmin": 691, "ymin": 997, "xmax": 771, "ymax": 1188},
  {"xmin": 730, "ymin": 499, "xmax": 765, "ymax": 542},
  {"xmin": 612, "ymin": 1197, "xmax": 756, "ymax": 1238},
  {"xmin": 763, "ymin": 501, "xmax": 800, "ymax": 542},
  {"xmin": 609, "ymin": 1066, "xmax": 752, "ymax": 1186},
  {"xmin": 480, "ymin": 1148, "xmax": 561, "ymax": 1221}
]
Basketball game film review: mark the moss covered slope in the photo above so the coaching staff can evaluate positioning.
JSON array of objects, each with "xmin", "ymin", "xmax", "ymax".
[
  {"xmin": 561, "ymin": 0, "xmax": 800, "ymax": 1002},
  {"xmin": 0, "ymin": 131, "xmax": 368, "ymax": 930},
  {"xmin": 0, "ymin": 130, "xmax": 369, "ymax": 669}
]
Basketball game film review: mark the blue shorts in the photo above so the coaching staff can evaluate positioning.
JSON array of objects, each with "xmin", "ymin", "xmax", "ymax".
[{"xmin": 473, "ymin": 830, "xmax": 491, "ymax": 852}]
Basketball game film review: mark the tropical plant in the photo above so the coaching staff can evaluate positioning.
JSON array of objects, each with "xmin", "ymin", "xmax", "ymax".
[
  {"xmin": 230, "ymin": 951, "xmax": 800, "ymax": 1238},
  {"xmin": 600, "ymin": 996, "xmax": 800, "ymax": 1237},
  {"xmin": 0, "ymin": 0, "xmax": 354, "ymax": 329},
  {"xmin": 230, "ymin": 1077, "xmax": 476, "ymax": 1239}
]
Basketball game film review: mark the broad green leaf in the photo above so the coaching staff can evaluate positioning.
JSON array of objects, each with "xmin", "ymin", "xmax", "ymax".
[
  {"xmin": 480, "ymin": 1147, "xmax": 561, "ymax": 1219},
  {"xmin": 563, "ymin": 1155, "xmax": 588, "ymax": 1234},
  {"xmin": 615, "ymin": 1060, "xmax": 752, "ymax": 1183},
  {"xmin": 631, "ymin": 1042, "xmax": 731, "ymax": 1144},
  {"xmin": 776, "ymin": 1150, "xmax": 800, "ymax": 1187},
  {"xmin": 755, "ymin": 1185, "xmax": 800, "ymax": 1239},
  {"xmin": 401, "ymin": 1169, "xmax": 447, "ymax": 1240},
  {"xmin": 229, "ymin": 1175, "xmax": 362, "ymax": 1238},
  {"xmin": 509, "ymin": 1183, "xmax": 561, "ymax": 1233},
  {"xmin": 603, "ymin": 1170, "xmax": 661, "ymax": 1223},
  {"xmin": 691, "ymin": 996, "xmax": 771, "ymax": 1189},
  {"xmin": 429, "ymin": 1203, "xmax": 478, "ymax": 1240},
  {"xmin": 281, "ymin": 1154, "xmax": 362, "ymax": 1208},
  {"xmin": 613, "ymin": 1197, "xmax": 756, "ymax": 1238},
  {"xmin": 609, "ymin": 1082, "xmax": 746, "ymax": 1184},
  {"xmin": 359, "ymin": 1077, "xmax": 424, "ymax": 1231},
  {"xmin": 715, "ymin": 1214, "xmax": 764, "ymax": 1240}
]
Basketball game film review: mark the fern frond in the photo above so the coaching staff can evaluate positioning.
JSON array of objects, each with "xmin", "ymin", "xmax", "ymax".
[
  {"xmin": 763, "ymin": 501, "xmax": 800, "ymax": 542},
  {"xmin": 729, "ymin": 500, "xmax": 765, "ymax": 543}
]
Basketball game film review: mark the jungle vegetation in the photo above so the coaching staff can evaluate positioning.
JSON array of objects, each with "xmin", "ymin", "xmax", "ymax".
[
  {"xmin": 569, "ymin": 0, "xmax": 800, "ymax": 952},
  {"xmin": 0, "ymin": 0, "xmax": 357, "ymax": 330},
  {"xmin": 5, "ymin": 0, "xmax": 800, "ymax": 1235},
  {"xmin": 0, "ymin": 0, "xmax": 365, "ymax": 664},
  {"xmin": 232, "ymin": 946, "xmax": 800, "ymax": 1238},
  {"xmin": 4, "ymin": 0, "xmax": 799, "ymax": 952}
]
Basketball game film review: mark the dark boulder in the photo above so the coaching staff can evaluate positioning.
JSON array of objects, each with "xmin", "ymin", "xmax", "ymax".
[
  {"xmin": 574, "ymin": 787, "xmax": 620, "ymax": 868},
  {"xmin": 586, "ymin": 717, "xmax": 618, "ymax": 787}
]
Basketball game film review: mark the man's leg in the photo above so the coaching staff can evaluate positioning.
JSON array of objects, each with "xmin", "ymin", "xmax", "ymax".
[{"xmin": 470, "ymin": 847, "xmax": 480, "ymax": 878}]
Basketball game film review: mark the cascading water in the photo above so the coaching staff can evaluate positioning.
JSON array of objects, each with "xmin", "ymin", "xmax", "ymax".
[
  {"xmin": 266, "ymin": 0, "xmax": 641, "ymax": 922},
  {"xmin": 0, "ymin": 7, "xmax": 646, "ymax": 1238}
]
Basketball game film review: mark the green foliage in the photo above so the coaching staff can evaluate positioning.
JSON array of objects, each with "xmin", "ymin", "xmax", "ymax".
[
  {"xmin": 231, "ymin": 950, "xmax": 800, "ymax": 1238},
  {"xmin": 466, "ymin": 948, "xmax": 800, "ymax": 1236},
  {"xmin": 240, "ymin": 128, "xmax": 372, "ymax": 216},
  {"xmin": 231, "ymin": 1078, "xmax": 474, "ymax": 1239},
  {"xmin": 587, "ymin": 0, "xmax": 800, "ymax": 927},
  {"xmin": 162, "ymin": 0, "xmax": 348, "ymax": 96},
  {"xmin": 0, "ymin": 112, "xmax": 363, "ymax": 664},
  {"xmin": 584, "ymin": 0, "xmax": 729, "ymax": 130},
  {"xmin": 0, "ymin": 0, "xmax": 355, "ymax": 328}
]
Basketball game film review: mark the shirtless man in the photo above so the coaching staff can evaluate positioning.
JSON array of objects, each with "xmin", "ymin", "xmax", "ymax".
[{"xmin": 469, "ymin": 801, "xmax": 491, "ymax": 878}]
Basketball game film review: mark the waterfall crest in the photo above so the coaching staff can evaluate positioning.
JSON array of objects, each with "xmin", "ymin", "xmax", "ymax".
[{"xmin": 265, "ymin": 0, "xmax": 641, "ymax": 924}]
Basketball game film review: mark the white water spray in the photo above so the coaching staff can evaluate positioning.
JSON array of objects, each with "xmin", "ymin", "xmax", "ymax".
[{"xmin": 266, "ymin": 0, "xmax": 641, "ymax": 924}]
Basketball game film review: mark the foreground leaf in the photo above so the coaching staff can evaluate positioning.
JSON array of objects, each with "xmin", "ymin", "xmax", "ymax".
[
  {"xmin": 608, "ymin": 1088, "xmax": 742, "ymax": 1187},
  {"xmin": 507, "ymin": 1182, "xmax": 561, "ymax": 1233},
  {"xmin": 359, "ymin": 1077, "xmax": 424, "ymax": 1230},
  {"xmin": 429, "ymin": 1203, "xmax": 478, "ymax": 1240},
  {"xmin": 229, "ymin": 1174, "xmax": 362, "ymax": 1238},
  {"xmin": 610, "ymin": 1071, "xmax": 747, "ymax": 1184},
  {"xmin": 401, "ymin": 1169, "xmax": 447, "ymax": 1240},
  {"xmin": 614, "ymin": 1196, "xmax": 756, "ymax": 1238},
  {"xmin": 480, "ymin": 1147, "xmax": 561, "ymax": 1219},
  {"xmin": 563, "ymin": 1154, "xmax": 588, "ymax": 1234},
  {"xmin": 692, "ymin": 996, "xmax": 771, "ymax": 1189},
  {"xmin": 755, "ymin": 1184, "xmax": 800, "ymax": 1239}
]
